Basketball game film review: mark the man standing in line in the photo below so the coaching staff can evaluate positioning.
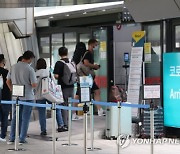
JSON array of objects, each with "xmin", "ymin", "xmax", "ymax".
[
  {"xmin": 53, "ymin": 47, "xmax": 74, "ymax": 129},
  {"xmin": 82, "ymin": 39, "xmax": 104, "ymax": 116},
  {"xmin": 6, "ymin": 51, "xmax": 37, "ymax": 144}
]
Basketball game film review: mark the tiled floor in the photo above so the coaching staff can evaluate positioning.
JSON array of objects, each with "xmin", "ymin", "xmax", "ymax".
[{"xmin": 0, "ymin": 115, "xmax": 180, "ymax": 154}]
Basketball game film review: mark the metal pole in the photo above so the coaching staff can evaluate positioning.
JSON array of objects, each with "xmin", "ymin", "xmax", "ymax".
[
  {"xmin": 62, "ymin": 98, "xmax": 77, "ymax": 146},
  {"xmin": 83, "ymin": 102, "xmax": 88, "ymax": 154},
  {"xmin": 52, "ymin": 102, "xmax": 56, "ymax": 154},
  {"xmin": 68, "ymin": 101, "xmax": 72, "ymax": 145},
  {"xmin": 117, "ymin": 101, "xmax": 121, "ymax": 154},
  {"xmin": 15, "ymin": 97, "xmax": 19, "ymax": 150},
  {"xmin": 150, "ymin": 101, "xmax": 154, "ymax": 154},
  {"xmin": 90, "ymin": 101, "xmax": 94, "ymax": 150},
  {"xmin": 88, "ymin": 101, "xmax": 101, "ymax": 151},
  {"xmin": 8, "ymin": 97, "xmax": 24, "ymax": 151}
]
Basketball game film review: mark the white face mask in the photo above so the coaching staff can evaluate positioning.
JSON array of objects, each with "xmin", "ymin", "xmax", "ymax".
[{"xmin": 93, "ymin": 46, "xmax": 99, "ymax": 51}]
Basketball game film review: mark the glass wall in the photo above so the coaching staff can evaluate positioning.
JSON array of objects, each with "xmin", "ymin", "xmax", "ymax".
[
  {"xmin": 80, "ymin": 33, "xmax": 91, "ymax": 47},
  {"xmin": 39, "ymin": 31, "xmax": 91, "ymax": 68},
  {"xmin": 175, "ymin": 25, "xmax": 180, "ymax": 48},
  {"xmin": 40, "ymin": 37, "xmax": 50, "ymax": 54},
  {"xmin": 64, "ymin": 32, "xmax": 77, "ymax": 60},
  {"xmin": 143, "ymin": 23, "xmax": 162, "ymax": 106},
  {"xmin": 52, "ymin": 33, "xmax": 63, "ymax": 68}
]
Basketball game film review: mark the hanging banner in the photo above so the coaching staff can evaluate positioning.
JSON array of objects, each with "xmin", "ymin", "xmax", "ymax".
[
  {"xmin": 127, "ymin": 31, "xmax": 145, "ymax": 117},
  {"xmin": 163, "ymin": 53, "xmax": 180, "ymax": 128},
  {"xmin": 144, "ymin": 42, "xmax": 151, "ymax": 63},
  {"xmin": 127, "ymin": 47, "xmax": 143, "ymax": 116}
]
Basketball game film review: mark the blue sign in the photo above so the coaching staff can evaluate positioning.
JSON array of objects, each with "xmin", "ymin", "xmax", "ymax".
[{"xmin": 163, "ymin": 53, "xmax": 180, "ymax": 128}]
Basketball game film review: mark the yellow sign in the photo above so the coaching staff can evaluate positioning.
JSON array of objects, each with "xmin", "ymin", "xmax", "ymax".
[
  {"xmin": 132, "ymin": 31, "xmax": 145, "ymax": 43},
  {"xmin": 144, "ymin": 43, "xmax": 151, "ymax": 54},
  {"xmin": 99, "ymin": 41, "xmax": 106, "ymax": 52}
]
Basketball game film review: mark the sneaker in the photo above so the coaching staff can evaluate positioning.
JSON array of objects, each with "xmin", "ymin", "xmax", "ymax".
[
  {"xmin": 57, "ymin": 126, "xmax": 68, "ymax": 132},
  {"xmin": 19, "ymin": 140, "xmax": 28, "ymax": 145},
  {"xmin": 72, "ymin": 113, "xmax": 79, "ymax": 121},
  {"xmin": 72, "ymin": 113, "xmax": 82, "ymax": 120},
  {"xmin": 7, "ymin": 140, "xmax": 14, "ymax": 145},
  {"xmin": 0, "ymin": 137, "xmax": 6, "ymax": 142},
  {"xmin": 98, "ymin": 108, "xmax": 105, "ymax": 116},
  {"xmin": 40, "ymin": 131, "xmax": 47, "ymax": 136}
]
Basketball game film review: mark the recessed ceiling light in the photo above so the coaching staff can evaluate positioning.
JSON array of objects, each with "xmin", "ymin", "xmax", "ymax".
[
  {"xmin": 66, "ymin": 14, "xmax": 70, "ymax": 17},
  {"xmin": 83, "ymin": 12, "xmax": 87, "ymax": 15},
  {"xmin": 102, "ymin": 9, "xmax": 106, "ymax": 12},
  {"xmin": 49, "ymin": 16, "xmax": 54, "ymax": 19}
]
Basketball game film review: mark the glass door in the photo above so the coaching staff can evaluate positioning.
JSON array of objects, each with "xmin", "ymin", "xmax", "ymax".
[{"xmin": 93, "ymin": 27, "xmax": 108, "ymax": 102}]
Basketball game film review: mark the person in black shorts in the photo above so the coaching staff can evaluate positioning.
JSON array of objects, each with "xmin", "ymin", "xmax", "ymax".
[{"xmin": 77, "ymin": 39, "xmax": 104, "ymax": 116}]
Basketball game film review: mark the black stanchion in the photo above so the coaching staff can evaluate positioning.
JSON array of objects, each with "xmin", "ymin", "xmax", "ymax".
[
  {"xmin": 150, "ymin": 100, "xmax": 154, "ymax": 154},
  {"xmin": 117, "ymin": 101, "xmax": 121, "ymax": 154},
  {"xmin": 52, "ymin": 102, "xmax": 56, "ymax": 154},
  {"xmin": 83, "ymin": 102, "xmax": 89, "ymax": 154},
  {"xmin": 8, "ymin": 97, "xmax": 25, "ymax": 152}
]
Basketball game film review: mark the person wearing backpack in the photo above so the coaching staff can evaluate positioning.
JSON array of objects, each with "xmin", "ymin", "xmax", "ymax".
[
  {"xmin": 35, "ymin": 58, "xmax": 67, "ymax": 135},
  {"xmin": 53, "ymin": 47, "xmax": 76, "ymax": 128}
]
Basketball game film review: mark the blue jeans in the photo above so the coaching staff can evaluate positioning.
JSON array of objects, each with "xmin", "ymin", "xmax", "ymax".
[
  {"xmin": 0, "ymin": 104, "xmax": 11, "ymax": 139},
  {"xmin": 37, "ymin": 99, "xmax": 64, "ymax": 131},
  {"xmin": 56, "ymin": 107, "xmax": 64, "ymax": 127},
  {"xmin": 10, "ymin": 100, "xmax": 33, "ymax": 142},
  {"xmin": 36, "ymin": 100, "xmax": 46, "ymax": 132}
]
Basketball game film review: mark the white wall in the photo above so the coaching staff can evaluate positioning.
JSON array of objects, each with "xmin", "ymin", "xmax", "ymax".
[{"xmin": 113, "ymin": 23, "xmax": 141, "ymax": 86}]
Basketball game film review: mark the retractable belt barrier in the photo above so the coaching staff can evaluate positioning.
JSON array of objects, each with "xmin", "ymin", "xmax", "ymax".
[
  {"xmin": 0, "ymin": 101, "xmax": 83, "ymax": 111},
  {"xmin": 0, "ymin": 99, "xmax": 152, "ymax": 154},
  {"xmin": 69, "ymin": 98, "xmax": 150, "ymax": 109},
  {"xmin": 68, "ymin": 99, "xmax": 152, "ymax": 154}
]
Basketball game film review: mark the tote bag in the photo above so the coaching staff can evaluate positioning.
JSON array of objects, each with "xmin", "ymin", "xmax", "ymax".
[
  {"xmin": 41, "ymin": 76, "xmax": 64, "ymax": 104},
  {"xmin": 76, "ymin": 52, "xmax": 95, "ymax": 78}
]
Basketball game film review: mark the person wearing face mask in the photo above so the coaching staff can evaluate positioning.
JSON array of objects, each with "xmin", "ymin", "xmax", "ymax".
[
  {"xmin": 0, "ymin": 54, "xmax": 11, "ymax": 142},
  {"xmin": 81, "ymin": 39, "xmax": 104, "ymax": 116},
  {"xmin": 6, "ymin": 51, "xmax": 37, "ymax": 145}
]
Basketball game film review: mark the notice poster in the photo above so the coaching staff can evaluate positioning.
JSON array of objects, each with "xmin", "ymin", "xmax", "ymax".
[
  {"xmin": 127, "ymin": 47, "xmax": 143, "ymax": 117},
  {"xmin": 144, "ymin": 43, "xmax": 151, "ymax": 63}
]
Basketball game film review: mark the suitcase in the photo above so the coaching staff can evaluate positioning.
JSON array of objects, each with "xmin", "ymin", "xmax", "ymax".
[{"xmin": 105, "ymin": 105, "xmax": 132, "ymax": 139}]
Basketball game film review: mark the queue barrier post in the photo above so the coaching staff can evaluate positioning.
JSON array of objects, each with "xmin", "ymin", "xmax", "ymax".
[
  {"xmin": 8, "ymin": 97, "xmax": 25, "ymax": 152},
  {"xmin": 62, "ymin": 98, "xmax": 78, "ymax": 146},
  {"xmin": 150, "ymin": 100, "xmax": 154, "ymax": 154}
]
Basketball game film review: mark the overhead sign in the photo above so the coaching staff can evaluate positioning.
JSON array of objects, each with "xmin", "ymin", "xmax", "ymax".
[{"xmin": 163, "ymin": 53, "xmax": 180, "ymax": 128}]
